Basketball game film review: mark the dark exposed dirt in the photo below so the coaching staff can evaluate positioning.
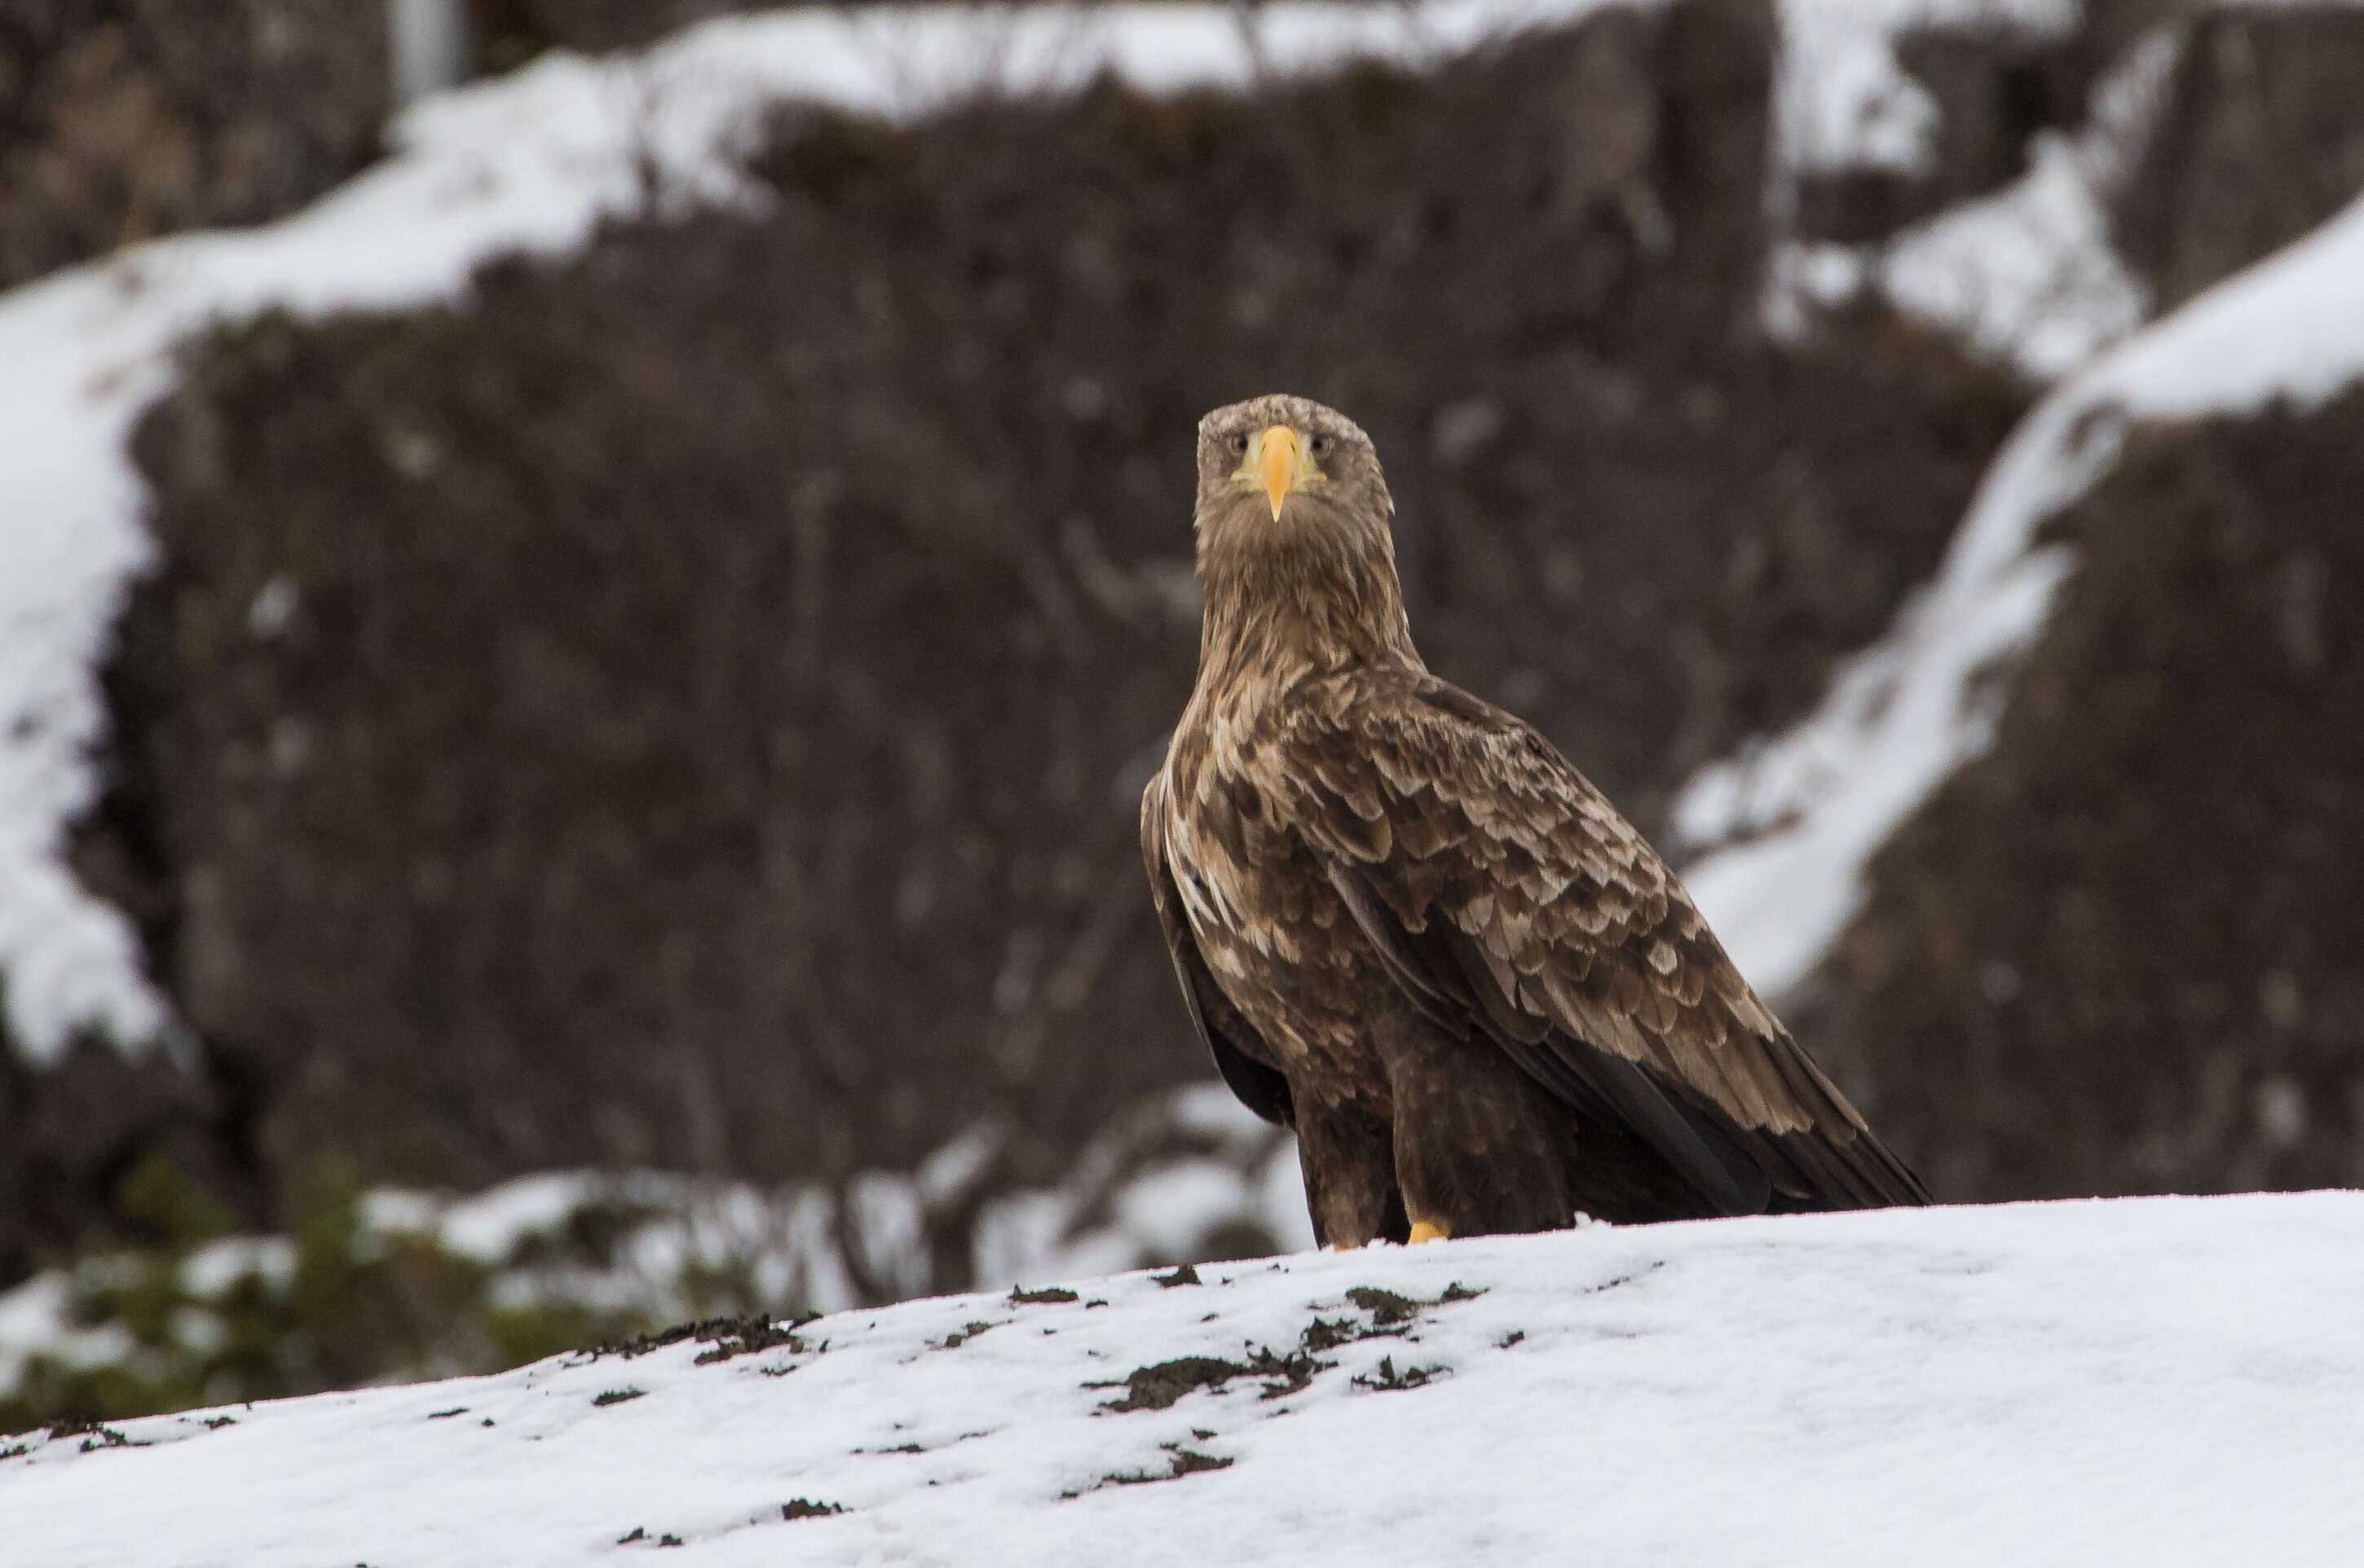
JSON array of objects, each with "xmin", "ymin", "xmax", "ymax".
[
  {"xmin": 690, "ymin": 1314, "xmax": 814, "ymax": 1363},
  {"xmin": 1101, "ymin": 1339, "xmax": 1334, "ymax": 1412},
  {"xmin": 1343, "ymin": 1285, "xmax": 1418, "ymax": 1326},
  {"xmin": 779, "ymin": 1497, "xmax": 845, "ymax": 1520},
  {"xmin": 32, "ymin": 0, "xmax": 2026, "ymax": 1286},
  {"xmin": 1098, "ymin": 1445, "xmax": 1234, "ymax": 1487},
  {"xmin": 1300, "ymin": 1317, "xmax": 1360, "ymax": 1352},
  {"xmin": 1104, "ymin": 1280, "xmax": 1476, "ymax": 1408},
  {"xmin": 1794, "ymin": 387, "xmax": 2364, "ymax": 1201},
  {"xmin": 1351, "ymin": 1354, "xmax": 1441, "ymax": 1391},
  {"xmin": 1009, "ymin": 1285, "xmax": 1080, "ymax": 1306},
  {"xmin": 589, "ymin": 1310, "xmax": 810, "ymax": 1363},
  {"xmin": 1102, "ymin": 1354, "xmax": 1250, "ymax": 1412}
]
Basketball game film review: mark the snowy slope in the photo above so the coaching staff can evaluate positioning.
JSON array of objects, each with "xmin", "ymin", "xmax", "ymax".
[{"xmin": 7, "ymin": 1192, "xmax": 2364, "ymax": 1566}]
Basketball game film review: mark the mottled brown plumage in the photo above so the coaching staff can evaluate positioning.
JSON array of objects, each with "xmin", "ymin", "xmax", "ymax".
[{"xmin": 1142, "ymin": 394, "xmax": 1928, "ymax": 1245}]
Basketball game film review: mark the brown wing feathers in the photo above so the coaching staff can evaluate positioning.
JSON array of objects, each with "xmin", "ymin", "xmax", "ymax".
[
  {"xmin": 1326, "ymin": 855, "xmax": 1777, "ymax": 1217},
  {"xmin": 1287, "ymin": 672, "xmax": 1928, "ymax": 1214}
]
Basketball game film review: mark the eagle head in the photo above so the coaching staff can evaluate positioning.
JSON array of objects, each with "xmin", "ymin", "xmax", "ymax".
[
  {"xmin": 1194, "ymin": 394, "xmax": 1393, "ymax": 538},
  {"xmin": 1189, "ymin": 394, "xmax": 1414, "ymax": 666}
]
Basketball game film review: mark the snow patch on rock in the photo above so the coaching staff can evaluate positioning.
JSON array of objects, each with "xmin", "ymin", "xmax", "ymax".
[
  {"xmin": 1679, "ymin": 185, "xmax": 2364, "ymax": 996},
  {"xmin": 1775, "ymin": 0, "xmax": 2078, "ymax": 181},
  {"xmin": 1765, "ymin": 23, "xmax": 2176, "ymax": 377}
]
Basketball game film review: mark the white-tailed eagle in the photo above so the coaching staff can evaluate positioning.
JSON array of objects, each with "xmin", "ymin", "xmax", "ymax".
[{"xmin": 1142, "ymin": 394, "xmax": 1928, "ymax": 1244}]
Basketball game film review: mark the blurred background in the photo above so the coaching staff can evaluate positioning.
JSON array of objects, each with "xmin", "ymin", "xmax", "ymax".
[{"xmin": 2, "ymin": 0, "xmax": 2359, "ymax": 1432}]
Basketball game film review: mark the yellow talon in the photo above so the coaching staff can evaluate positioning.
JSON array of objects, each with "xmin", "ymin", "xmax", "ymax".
[{"xmin": 1407, "ymin": 1220, "xmax": 1451, "ymax": 1244}]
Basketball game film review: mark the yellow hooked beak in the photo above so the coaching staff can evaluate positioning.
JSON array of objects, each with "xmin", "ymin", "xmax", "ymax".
[{"xmin": 1238, "ymin": 425, "xmax": 1321, "ymax": 520}]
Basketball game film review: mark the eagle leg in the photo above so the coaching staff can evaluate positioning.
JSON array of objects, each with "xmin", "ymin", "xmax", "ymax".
[
  {"xmin": 1374, "ymin": 1010, "xmax": 1574, "ymax": 1240},
  {"xmin": 1292, "ymin": 1093, "xmax": 1409, "ymax": 1249}
]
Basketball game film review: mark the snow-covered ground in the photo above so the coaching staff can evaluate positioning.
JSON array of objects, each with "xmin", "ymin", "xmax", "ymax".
[{"xmin": 7, "ymin": 1191, "xmax": 2363, "ymax": 1566}]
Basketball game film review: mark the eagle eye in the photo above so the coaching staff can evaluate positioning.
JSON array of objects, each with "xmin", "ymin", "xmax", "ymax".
[
  {"xmin": 1308, "ymin": 433, "xmax": 1334, "ymax": 458},
  {"xmin": 1228, "ymin": 432, "xmax": 1250, "ymax": 456}
]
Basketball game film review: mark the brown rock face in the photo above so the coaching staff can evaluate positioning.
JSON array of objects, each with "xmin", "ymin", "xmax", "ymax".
[
  {"xmin": 2115, "ymin": 7, "xmax": 2364, "ymax": 310},
  {"xmin": 468, "ymin": 0, "xmax": 744, "ymax": 63},
  {"xmin": 1796, "ymin": 389, "xmax": 2364, "ymax": 1203},
  {"xmin": 1793, "ymin": 22, "xmax": 2093, "ymax": 247},
  {"xmin": 0, "ymin": 0, "xmax": 388, "ymax": 291},
  {"xmin": 24, "ymin": 0, "xmax": 2026, "ymax": 1284}
]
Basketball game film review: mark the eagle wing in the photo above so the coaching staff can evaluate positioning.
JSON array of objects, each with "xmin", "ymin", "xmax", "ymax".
[
  {"xmin": 1141, "ymin": 769, "xmax": 1296, "ymax": 1128},
  {"xmin": 1270, "ymin": 669, "xmax": 1927, "ymax": 1214}
]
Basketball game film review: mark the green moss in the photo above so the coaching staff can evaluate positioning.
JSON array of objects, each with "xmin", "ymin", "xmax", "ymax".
[
  {"xmin": 114, "ymin": 1149, "xmax": 240, "ymax": 1249},
  {"xmin": 0, "ymin": 1163, "xmax": 662, "ymax": 1438}
]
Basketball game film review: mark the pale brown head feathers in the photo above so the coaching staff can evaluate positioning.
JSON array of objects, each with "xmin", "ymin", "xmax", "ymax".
[
  {"xmin": 1191, "ymin": 394, "xmax": 1414, "ymax": 675},
  {"xmin": 1194, "ymin": 394, "xmax": 1391, "ymax": 537}
]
